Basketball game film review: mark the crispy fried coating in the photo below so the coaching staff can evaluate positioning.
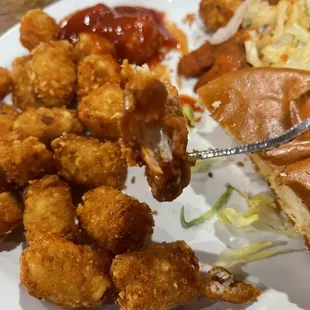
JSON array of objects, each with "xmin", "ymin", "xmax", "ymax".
[
  {"xmin": 77, "ymin": 186, "xmax": 154, "ymax": 255},
  {"xmin": 51, "ymin": 134, "xmax": 127, "ymax": 189},
  {"xmin": 23, "ymin": 175, "xmax": 78, "ymax": 242},
  {"xmin": 0, "ymin": 132, "xmax": 55, "ymax": 185},
  {"xmin": 203, "ymin": 267, "xmax": 261, "ymax": 303},
  {"xmin": 121, "ymin": 63, "xmax": 190, "ymax": 201},
  {"xmin": 75, "ymin": 33, "xmax": 116, "ymax": 61},
  {"xmin": 13, "ymin": 107, "xmax": 83, "ymax": 143},
  {"xmin": 78, "ymin": 84, "xmax": 123, "ymax": 141},
  {"xmin": 0, "ymin": 172, "xmax": 13, "ymax": 193},
  {"xmin": 29, "ymin": 41, "xmax": 76, "ymax": 107},
  {"xmin": 199, "ymin": 0, "xmax": 243, "ymax": 32},
  {"xmin": 0, "ymin": 192, "xmax": 22, "ymax": 237},
  {"xmin": 0, "ymin": 103, "xmax": 19, "ymax": 135},
  {"xmin": 20, "ymin": 9, "xmax": 60, "ymax": 51},
  {"xmin": 12, "ymin": 56, "xmax": 42, "ymax": 110},
  {"xmin": 111, "ymin": 241, "xmax": 202, "ymax": 310},
  {"xmin": 0, "ymin": 67, "xmax": 13, "ymax": 99},
  {"xmin": 20, "ymin": 236, "xmax": 111, "ymax": 308},
  {"xmin": 77, "ymin": 54, "xmax": 121, "ymax": 99}
]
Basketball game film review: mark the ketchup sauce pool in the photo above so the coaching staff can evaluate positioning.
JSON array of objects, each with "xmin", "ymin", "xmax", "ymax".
[{"xmin": 59, "ymin": 4, "xmax": 178, "ymax": 65}]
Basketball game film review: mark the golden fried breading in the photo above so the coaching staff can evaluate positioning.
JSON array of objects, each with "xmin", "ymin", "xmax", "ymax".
[
  {"xmin": 23, "ymin": 175, "xmax": 78, "ymax": 242},
  {"xmin": 0, "ymin": 132, "xmax": 55, "ymax": 185},
  {"xmin": 77, "ymin": 54, "xmax": 120, "ymax": 99},
  {"xmin": 203, "ymin": 267, "xmax": 261, "ymax": 303},
  {"xmin": 12, "ymin": 56, "xmax": 42, "ymax": 110},
  {"xmin": 199, "ymin": 0, "xmax": 243, "ymax": 32},
  {"xmin": 13, "ymin": 107, "xmax": 83, "ymax": 143},
  {"xmin": 75, "ymin": 32, "xmax": 116, "ymax": 61},
  {"xmin": 29, "ymin": 41, "xmax": 76, "ymax": 107},
  {"xmin": 0, "ymin": 104, "xmax": 19, "ymax": 135},
  {"xmin": 111, "ymin": 241, "xmax": 202, "ymax": 310},
  {"xmin": 78, "ymin": 84, "xmax": 123, "ymax": 141},
  {"xmin": 20, "ymin": 9, "xmax": 60, "ymax": 51},
  {"xmin": 0, "ymin": 192, "xmax": 22, "ymax": 237},
  {"xmin": 0, "ymin": 67, "xmax": 13, "ymax": 99},
  {"xmin": 77, "ymin": 186, "xmax": 154, "ymax": 255},
  {"xmin": 51, "ymin": 134, "xmax": 127, "ymax": 189},
  {"xmin": 0, "ymin": 172, "xmax": 13, "ymax": 193},
  {"xmin": 20, "ymin": 236, "xmax": 111, "ymax": 308}
]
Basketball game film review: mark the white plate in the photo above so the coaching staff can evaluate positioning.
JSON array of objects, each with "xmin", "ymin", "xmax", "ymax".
[{"xmin": 0, "ymin": 0, "xmax": 309, "ymax": 309}]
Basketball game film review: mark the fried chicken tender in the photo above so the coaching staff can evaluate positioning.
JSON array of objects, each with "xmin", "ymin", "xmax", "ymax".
[
  {"xmin": 0, "ymin": 192, "xmax": 22, "ymax": 237},
  {"xmin": 23, "ymin": 175, "xmax": 78, "ymax": 242},
  {"xmin": 51, "ymin": 134, "xmax": 127, "ymax": 189},
  {"xmin": 20, "ymin": 236, "xmax": 111, "ymax": 308},
  {"xmin": 13, "ymin": 107, "xmax": 83, "ymax": 143},
  {"xmin": 29, "ymin": 41, "xmax": 76, "ymax": 107},
  {"xmin": 0, "ymin": 103, "xmax": 19, "ymax": 135},
  {"xmin": 78, "ymin": 84, "xmax": 123, "ymax": 141},
  {"xmin": 0, "ymin": 132, "xmax": 54, "ymax": 186},
  {"xmin": 203, "ymin": 267, "xmax": 261, "ymax": 303},
  {"xmin": 121, "ymin": 63, "xmax": 190, "ymax": 201},
  {"xmin": 77, "ymin": 186, "xmax": 154, "ymax": 255},
  {"xmin": 111, "ymin": 241, "xmax": 202, "ymax": 310},
  {"xmin": 77, "ymin": 54, "xmax": 121, "ymax": 99},
  {"xmin": 199, "ymin": 0, "xmax": 243, "ymax": 32},
  {"xmin": 75, "ymin": 32, "xmax": 116, "ymax": 61},
  {"xmin": 20, "ymin": 9, "xmax": 60, "ymax": 51},
  {"xmin": 12, "ymin": 56, "xmax": 42, "ymax": 110},
  {"xmin": 0, "ymin": 67, "xmax": 13, "ymax": 99}
]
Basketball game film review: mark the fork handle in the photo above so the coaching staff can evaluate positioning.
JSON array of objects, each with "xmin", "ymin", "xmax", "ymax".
[{"xmin": 187, "ymin": 117, "xmax": 310, "ymax": 161}]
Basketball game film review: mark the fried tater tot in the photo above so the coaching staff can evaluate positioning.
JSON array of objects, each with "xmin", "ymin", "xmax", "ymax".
[
  {"xmin": 0, "ymin": 103, "xmax": 19, "ymax": 135},
  {"xmin": 29, "ymin": 41, "xmax": 76, "ymax": 107},
  {"xmin": 20, "ymin": 236, "xmax": 111, "ymax": 308},
  {"xmin": 0, "ymin": 67, "xmax": 13, "ymax": 99},
  {"xmin": 0, "ymin": 192, "xmax": 22, "ymax": 237},
  {"xmin": 77, "ymin": 186, "xmax": 154, "ymax": 255},
  {"xmin": 0, "ymin": 172, "xmax": 13, "ymax": 194},
  {"xmin": 13, "ymin": 107, "xmax": 83, "ymax": 144},
  {"xmin": 78, "ymin": 84, "xmax": 123, "ymax": 141},
  {"xmin": 51, "ymin": 134, "xmax": 127, "ymax": 189},
  {"xmin": 111, "ymin": 241, "xmax": 202, "ymax": 310},
  {"xmin": 20, "ymin": 9, "xmax": 60, "ymax": 51},
  {"xmin": 199, "ymin": 0, "xmax": 243, "ymax": 32},
  {"xmin": 0, "ymin": 132, "xmax": 55, "ymax": 186},
  {"xmin": 12, "ymin": 56, "xmax": 42, "ymax": 110},
  {"xmin": 23, "ymin": 175, "xmax": 78, "ymax": 242},
  {"xmin": 77, "ymin": 54, "xmax": 121, "ymax": 99},
  {"xmin": 75, "ymin": 33, "xmax": 116, "ymax": 61}
]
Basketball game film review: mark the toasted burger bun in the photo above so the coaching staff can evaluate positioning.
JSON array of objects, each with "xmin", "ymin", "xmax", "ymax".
[{"xmin": 198, "ymin": 67, "xmax": 310, "ymax": 243}]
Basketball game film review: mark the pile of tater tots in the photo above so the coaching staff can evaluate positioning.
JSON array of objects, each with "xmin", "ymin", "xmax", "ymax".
[{"xmin": 0, "ymin": 9, "xmax": 261, "ymax": 310}]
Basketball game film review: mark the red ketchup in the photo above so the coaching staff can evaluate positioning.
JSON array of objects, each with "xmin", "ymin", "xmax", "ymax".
[
  {"xmin": 180, "ymin": 95, "xmax": 204, "ymax": 113},
  {"xmin": 59, "ymin": 4, "xmax": 178, "ymax": 65}
]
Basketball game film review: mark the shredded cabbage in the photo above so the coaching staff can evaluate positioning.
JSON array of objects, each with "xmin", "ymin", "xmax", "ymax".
[
  {"xmin": 218, "ymin": 192, "xmax": 300, "ymax": 238},
  {"xmin": 181, "ymin": 184, "xmax": 234, "ymax": 228},
  {"xmin": 243, "ymin": 0, "xmax": 310, "ymax": 70},
  {"xmin": 215, "ymin": 241, "xmax": 297, "ymax": 268}
]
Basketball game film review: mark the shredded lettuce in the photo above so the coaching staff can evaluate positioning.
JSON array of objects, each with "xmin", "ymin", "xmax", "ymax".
[
  {"xmin": 215, "ymin": 241, "xmax": 296, "ymax": 269},
  {"xmin": 191, "ymin": 157, "xmax": 226, "ymax": 173},
  {"xmin": 217, "ymin": 192, "xmax": 300, "ymax": 238},
  {"xmin": 181, "ymin": 184, "xmax": 234, "ymax": 228},
  {"xmin": 182, "ymin": 104, "xmax": 195, "ymax": 127},
  {"xmin": 218, "ymin": 208, "xmax": 259, "ymax": 228}
]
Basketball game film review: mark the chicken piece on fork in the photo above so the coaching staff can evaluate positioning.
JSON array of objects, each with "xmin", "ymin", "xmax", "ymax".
[{"xmin": 120, "ymin": 61, "xmax": 191, "ymax": 202}]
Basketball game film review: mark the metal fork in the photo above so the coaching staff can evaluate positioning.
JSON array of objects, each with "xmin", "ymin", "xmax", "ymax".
[{"xmin": 187, "ymin": 117, "xmax": 310, "ymax": 161}]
